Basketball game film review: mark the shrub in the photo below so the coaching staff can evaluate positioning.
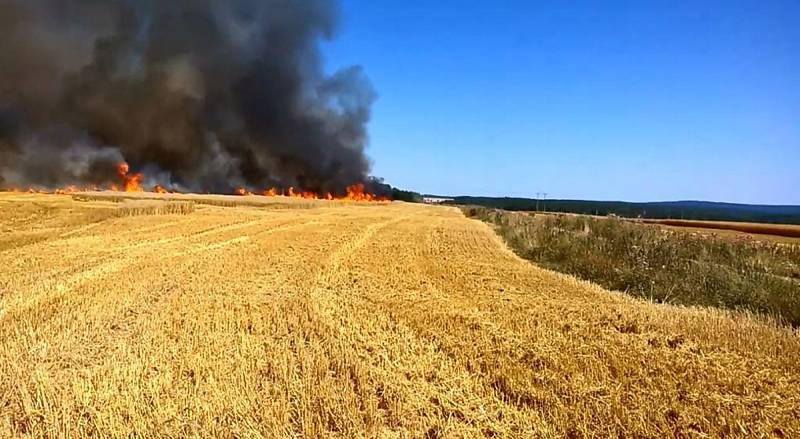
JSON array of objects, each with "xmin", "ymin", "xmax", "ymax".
[{"xmin": 463, "ymin": 207, "xmax": 800, "ymax": 325}]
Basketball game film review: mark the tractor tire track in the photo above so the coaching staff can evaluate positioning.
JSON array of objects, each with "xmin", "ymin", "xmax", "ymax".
[{"xmin": 0, "ymin": 215, "xmax": 327, "ymax": 325}]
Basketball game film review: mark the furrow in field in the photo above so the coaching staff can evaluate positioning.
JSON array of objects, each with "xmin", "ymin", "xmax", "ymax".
[
  {"xmin": 269, "ymin": 209, "xmax": 543, "ymax": 436},
  {"xmin": 0, "ymin": 213, "xmax": 323, "ymax": 324},
  {"xmin": 343, "ymin": 205, "xmax": 800, "ymax": 437},
  {"xmin": 0, "ymin": 215, "xmax": 337, "ymax": 435},
  {"xmin": 24, "ymin": 215, "xmax": 351, "ymax": 436},
  {"xmin": 0, "ymin": 206, "xmax": 334, "ymax": 299}
]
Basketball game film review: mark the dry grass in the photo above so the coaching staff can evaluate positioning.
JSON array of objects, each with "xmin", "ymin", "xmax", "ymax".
[
  {"xmin": 465, "ymin": 207, "xmax": 800, "ymax": 325},
  {"xmin": 1, "ymin": 193, "xmax": 798, "ymax": 437}
]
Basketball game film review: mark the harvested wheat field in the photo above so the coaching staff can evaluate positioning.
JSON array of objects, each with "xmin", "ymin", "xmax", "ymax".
[
  {"xmin": 639, "ymin": 218, "xmax": 800, "ymax": 243},
  {"xmin": 1, "ymin": 192, "xmax": 798, "ymax": 437}
]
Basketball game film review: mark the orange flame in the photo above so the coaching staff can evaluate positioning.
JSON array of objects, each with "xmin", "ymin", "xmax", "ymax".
[
  {"xmin": 345, "ymin": 183, "xmax": 375, "ymax": 201},
  {"xmin": 3, "ymin": 162, "xmax": 389, "ymax": 202},
  {"xmin": 54, "ymin": 185, "xmax": 78, "ymax": 195},
  {"xmin": 255, "ymin": 183, "xmax": 388, "ymax": 202},
  {"xmin": 117, "ymin": 163, "xmax": 143, "ymax": 192}
]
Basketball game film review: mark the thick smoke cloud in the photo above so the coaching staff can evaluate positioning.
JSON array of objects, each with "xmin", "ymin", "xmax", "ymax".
[{"xmin": 0, "ymin": 0, "xmax": 376, "ymax": 193}]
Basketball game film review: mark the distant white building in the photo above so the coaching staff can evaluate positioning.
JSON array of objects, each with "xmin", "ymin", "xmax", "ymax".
[{"xmin": 422, "ymin": 197, "xmax": 453, "ymax": 204}]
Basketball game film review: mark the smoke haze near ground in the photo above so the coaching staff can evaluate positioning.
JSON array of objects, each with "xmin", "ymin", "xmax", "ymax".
[{"xmin": 0, "ymin": 0, "xmax": 378, "ymax": 194}]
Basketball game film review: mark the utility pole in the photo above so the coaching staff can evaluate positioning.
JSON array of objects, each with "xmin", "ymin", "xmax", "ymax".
[
  {"xmin": 542, "ymin": 192, "xmax": 547, "ymax": 212},
  {"xmin": 535, "ymin": 192, "xmax": 541, "ymax": 212}
]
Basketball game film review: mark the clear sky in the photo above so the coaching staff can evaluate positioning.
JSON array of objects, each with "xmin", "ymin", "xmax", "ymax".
[{"xmin": 323, "ymin": 1, "xmax": 799, "ymax": 204}]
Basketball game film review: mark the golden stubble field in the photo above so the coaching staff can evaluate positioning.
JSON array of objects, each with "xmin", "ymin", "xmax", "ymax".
[{"xmin": 1, "ymin": 193, "xmax": 798, "ymax": 437}]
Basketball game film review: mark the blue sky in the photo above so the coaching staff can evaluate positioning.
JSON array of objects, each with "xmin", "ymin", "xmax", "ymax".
[{"xmin": 323, "ymin": 1, "xmax": 799, "ymax": 204}]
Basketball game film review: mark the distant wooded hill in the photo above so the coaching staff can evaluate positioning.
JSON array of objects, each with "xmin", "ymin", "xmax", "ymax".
[{"xmin": 439, "ymin": 197, "xmax": 800, "ymax": 225}]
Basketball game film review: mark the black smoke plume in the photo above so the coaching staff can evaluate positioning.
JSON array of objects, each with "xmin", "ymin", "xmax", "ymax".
[{"xmin": 0, "ymin": 0, "xmax": 377, "ymax": 194}]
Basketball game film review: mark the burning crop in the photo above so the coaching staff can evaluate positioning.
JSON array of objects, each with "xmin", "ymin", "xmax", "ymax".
[
  {"xmin": 1, "ymin": 162, "xmax": 391, "ymax": 202},
  {"xmin": 251, "ymin": 183, "xmax": 388, "ymax": 201},
  {"xmin": 117, "ymin": 163, "xmax": 143, "ymax": 193},
  {"xmin": 0, "ymin": 1, "xmax": 380, "ymax": 197}
]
